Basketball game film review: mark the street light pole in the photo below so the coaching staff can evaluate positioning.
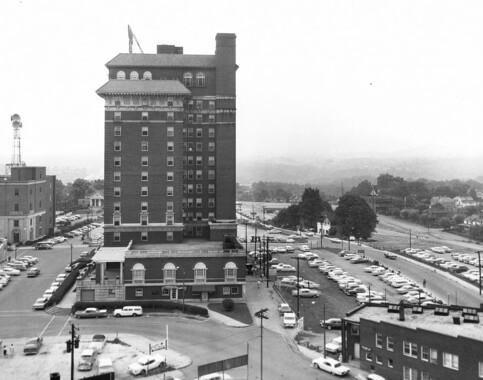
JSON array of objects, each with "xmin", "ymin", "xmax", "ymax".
[
  {"xmin": 254, "ymin": 308, "xmax": 269, "ymax": 380},
  {"xmin": 477, "ymin": 251, "xmax": 482, "ymax": 296}
]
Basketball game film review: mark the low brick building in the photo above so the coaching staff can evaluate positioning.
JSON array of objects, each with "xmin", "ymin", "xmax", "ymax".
[{"xmin": 342, "ymin": 304, "xmax": 483, "ymax": 380}]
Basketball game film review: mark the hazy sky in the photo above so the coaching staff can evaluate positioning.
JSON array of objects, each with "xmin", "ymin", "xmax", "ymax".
[{"xmin": 1, "ymin": 0, "xmax": 483, "ymax": 179}]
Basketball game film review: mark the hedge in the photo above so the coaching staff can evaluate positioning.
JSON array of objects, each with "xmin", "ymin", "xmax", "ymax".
[
  {"xmin": 71, "ymin": 300, "xmax": 208, "ymax": 317},
  {"xmin": 46, "ymin": 269, "xmax": 80, "ymax": 308}
]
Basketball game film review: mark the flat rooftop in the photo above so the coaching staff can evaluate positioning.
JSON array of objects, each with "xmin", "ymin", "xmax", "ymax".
[{"xmin": 346, "ymin": 305, "xmax": 483, "ymax": 341}]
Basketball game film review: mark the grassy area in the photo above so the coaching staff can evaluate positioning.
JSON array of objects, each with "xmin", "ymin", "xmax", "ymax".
[{"xmin": 207, "ymin": 302, "xmax": 253, "ymax": 325}]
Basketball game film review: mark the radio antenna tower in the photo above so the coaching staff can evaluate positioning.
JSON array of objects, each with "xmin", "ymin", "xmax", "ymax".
[{"xmin": 6, "ymin": 114, "xmax": 26, "ymax": 175}]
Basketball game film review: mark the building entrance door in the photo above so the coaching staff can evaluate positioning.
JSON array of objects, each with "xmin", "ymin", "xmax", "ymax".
[
  {"xmin": 201, "ymin": 291, "xmax": 208, "ymax": 302},
  {"xmin": 170, "ymin": 288, "xmax": 178, "ymax": 300},
  {"xmin": 354, "ymin": 343, "xmax": 360, "ymax": 359},
  {"xmin": 13, "ymin": 233, "xmax": 19, "ymax": 243}
]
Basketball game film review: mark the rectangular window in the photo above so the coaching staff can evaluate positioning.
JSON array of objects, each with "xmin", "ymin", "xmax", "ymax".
[
  {"xmin": 142, "ymin": 126, "xmax": 148, "ymax": 136},
  {"xmin": 114, "ymin": 112, "xmax": 121, "ymax": 121},
  {"xmin": 196, "ymin": 170, "xmax": 203, "ymax": 180},
  {"xmin": 140, "ymin": 214, "xmax": 148, "ymax": 226},
  {"xmin": 187, "ymin": 156, "xmax": 194, "ymax": 165},
  {"xmin": 167, "ymin": 156, "xmax": 174, "ymax": 166},
  {"xmin": 196, "ymin": 212, "xmax": 202, "ymax": 221},
  {"xmin": 196, "ymin": 226, "xmax": 203, "ymax": 236},
  {"xmin": 375, "ymin": 333, "xmax": 383, "ymax": 348},
  {"xmin": 113, "ymin": 232, "xmax": 120, "ymax": 242},
  {"xmin": 196, "ymin": 142, "xmax": 203, "ymax": 152},
  {"xmin": 166, "ymin": 213, "xmax": 174, "ymax": 225},
  {"xmin": 187, "ymin": 184, "xmax": 193, "ymax": 194},
  {"xmin": 196, "ymin": 156, "xmax": 202, "ymax": 166},
  {"xmin": 430, "ymin": 349, "xmax": 438, "ymax": 364},
  {"xmin": 167, "ymin": 202, "xmax": 173, "ymax": 211},
  {"xmin": 208, "ymin": 156, "xmax": 215, "ymax": 166},
  {"xmin": 208, "ymin": 170, "xmax": 215, "ymax": 179},
  {"xmin": 479, "ymin": 362, "xmax": 483, "ymax": 378},
  {"xmin": 114, "ymin": 187, "xmax": 121, "ymax": 197},
  {"xmin": 388, "ymin": 358, "xmax": 393, "ymax": 368},
  {"xmin": 166, "ymin": 232, "xmax": 173, "ymax": 241},
  {"xmin": 135, "ymin": 288, "xmax": 143, "ymax": 297},
  {"xmin": 208, "ymin": 212, "xmax": 215, "ymax": 220},
  {"xmin": 183, "ymin": 128, "xmax": 187, "ymax": 137},
  {"xmin": 196, "ymin": 114, "xmax": 203, "ymax": 123},
  {"xmin": 209, "ymin": 114, "xmax": 215, "ymax": 123},
  {"xmin": 187, "ymin": 100, "xmax": 194, "ymax": 110},
  {"xmin": 187, "ymin": 198, "xmax": 193, "ymax": 208},
  {"xmin": 403, "ymin": 341, "xmax": 418, "ymax": 358},
  {"xmin": 167, "ymin": 126, "xmax": 174, "ymax": 137},
  {"xmin": 208, "ymin": 142, "xmax": 215, "ymax": 151},
  {"xmin": 141, "ymin": 112, "xmax": 149, "ymax": 121},
  {"xmin": 196, "ymin": 184, "xmax": 202, "ymax": 194},
  {"xmin": 376, "ymin": 355, "xmax": 383, "ymax": 365},
  {"xmin": 141, "ymin": 186, "xmax": 148, "ymax": 197},
  {"xmin": 167, "ymin": 172, "xmax": 174, "ymax": 181},
  {"xmin": 167, "ymin": 141, "xmax": 174, "ymax": 151},
  {"xmin": 443, "ymin": 352, "xmax": 459, "ymax": 370},
  {"xmin": 196, "ymin": 198, "xmax": 202, "ymax": 208},
  {"xmin": 231, "ymin": 287, "xmax": 239, "ymax": 295},
  {"xmin": 365, "ymin": 351, "xmax": 372, "ymax": 362},
  {"xmin": 114, "ymin": 141, "xmax": 121, "ymax": 151},
  {"xmin": 142, "ymin": 141, "xmax": 148, "ymax": 151},
  {"xmin": 208, "ymin": 184, "xmax": 215, "ymax": 194},
  {"xmin": 187, "ymin": 128, "xmax": 193, "ymax": 137},
  {"xmin": 209, "ymin": 127, "xmax": 215, "ymax": 138},
  {"xmin": 162, "ymin": 288, "xmax": 170, "ymax": 296},
  {"xmin": 167, "ymin": 112, "xmax": 174, "ymax": 121},
  {"xmin": 141, "ymin": 156, "xmax": 148, "ymax": 166},
  {"xmin": 114, "ymin": 156, "xmax": 121, "ymax": 166},
  {"xmin": 141, "ymin": 202, "xmax": 148, "ymax": 212},
  {"xmin": 403, "ymin": 367, "xmax": 418, "ymax": 380},
  {"xmin": 421, "ymin": 372, "xmax": 429, "ymax": 380},
  {"xmin": 141, "ymin": 171, "xmax": 148, "ymax": 181},
  {"xmin": 209, "ymin": 101, "xmax": 215, "ymax": 110},
  {"xmin": 141, "ymin": 232, "xmax": 148, "ymax": 241},
  {"xmin": 188, "ymin": 142, "xmax": 194, "ymax": 151},
  {"xmin": 167, "ymin": 186, "xmax": 173, "ymax": 196},
  {"xmin": 196, "ymin": 100, "xmax": 203, "ymax": 110},
  {"xmin": 421, "ymin": 346, "xmax": 429, "ymax": 362},
  {"xmin": 208, "ymin": 198, "xmax": 215, "ymax": 208},
  {"xmin": 114, "ymin": 202, "xmax": 121, "ymax": 212},
  {"xmin": 114, "ymin": 126, "xmax": 121, "ymax": 136},
  {"xmin": 188, "ymin": 114, "xmax": 194, "ymax": 123},
  {"xmin": 196, "ymin": 128, "xmax": 202, "ymax": 137},
  {"xmin": 223, "ymin": 287, "xmax": 230, "ymax": 295},
  {"xmin": 167, "ymin": 97, "xmax": 174, "ymax": 107},
  {"xmin": 114, "ymin": 171, "xmax": 121, "ymax": 181},
  {"xmin": 13, "ymin": 220, "xmax": 19, "ymax": 227},
  {"xmin": 113, "ymin": 214, "xmax": 121, "ymax": 226},
  {"xmin": 387, "ymin": 337, "xmax": 394, "ymax": 351}
]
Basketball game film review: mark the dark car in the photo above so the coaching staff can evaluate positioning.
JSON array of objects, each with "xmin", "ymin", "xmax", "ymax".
[
  {"xmin": 27, "ymin": 267, "xmax": 40, "ymax": 277},
  {"xmin": 35, "ymin": 243, "xmax": 53, "ymax": 250},
  {"xmin": 320, "ymin": 318, "xmax": 342, "ymax": 329},
  {"xmin": 75, "ymin": 308, "xmax": 108, "ymax": 319},
  {"xmin": 450, "ymin": 265, "xmax": 468, "ymax": 273},
  {"xmin": 23, "ymin": 337, "xmax": 43, "ymax": 355}
]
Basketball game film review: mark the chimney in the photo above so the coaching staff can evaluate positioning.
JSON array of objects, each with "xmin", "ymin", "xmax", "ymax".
[
  {"xmin": 399, "ymin": 300, "xmax": 405, "ymax": 321},
  {"xmin": 157, "ymin": 45, "xmax": 183, "ymax": 54}
]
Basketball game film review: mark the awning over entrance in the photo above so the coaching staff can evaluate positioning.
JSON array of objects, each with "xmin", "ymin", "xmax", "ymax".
[{"xmin": 192, "ymin": 285, "xmax": 216, "ymax": 292}]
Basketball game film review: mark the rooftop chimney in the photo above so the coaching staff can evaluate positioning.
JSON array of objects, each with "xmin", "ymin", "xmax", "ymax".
[{"xmin": 157, "ymin": 45, "xmax": 183, "ymax": 54}]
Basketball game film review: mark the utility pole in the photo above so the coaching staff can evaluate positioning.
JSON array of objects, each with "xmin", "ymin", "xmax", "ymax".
[
  {"xmin": 323, "ymin": 304, "xmax": 326, "ymax": 358},
  {"xmin": 266, "ymin": 237, "xmax": 269, "ymax": 288},
  {"xmin": 254, "ymin": 308, "xmax": 269, "ymax": 380},
  {"xmin": 291, "ymin": 255, "xmax": 301, "ymax": 318},
  {"xmin": 409, "ymin": 229, "xmax": 412, "ymax": 249},
  {"xmin": 66, "ymin": 323, "xmax": 80, "ymax": 380},
  {"xmin": 477, "ymin": 251, "xmax": 482, "ymax": 295}
]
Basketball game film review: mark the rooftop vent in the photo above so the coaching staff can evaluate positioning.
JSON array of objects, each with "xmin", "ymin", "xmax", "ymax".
[
  {"xmin": 453, "ymin": 316, "xmax": 460, "ymax": 325},
  {"xmin": 434, "ymin": 306, "xmax": 449, "ymax": 316},
  {"xmin": 412, "ymin": 306, "xmax": 423, "ymax": 314},
  {"xmin": 463, "ymin": 314, "xmax": 480, "ymax": 324},
  {"xmin": 387, "ymin": 304, "xmax": 401, "ymax": 313}
]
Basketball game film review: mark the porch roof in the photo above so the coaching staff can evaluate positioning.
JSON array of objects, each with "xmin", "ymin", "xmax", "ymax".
[{"xmin": 92, "ymin": 247, "xmax": 126, "ymax": 263}]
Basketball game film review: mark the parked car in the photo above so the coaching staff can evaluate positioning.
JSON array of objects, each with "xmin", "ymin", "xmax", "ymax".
[
  {"xmin": 74, "ymin": 308, "xmax": 108, "ymax": 319},
  {"xmin": 78, "ymin": 348, "xmax": 97, "ymax": 371},
  {"xmin": 283, "ymin": 312, "xmax": 297, "ymax": 328},
  {"xmin": 278, "ymin": 303, "xmax": 292, "ymax": 316},
  {"xmin": 291, "ymin": 288, "xmax": 320, "ymax": 298},
  {"xmin": 23, "ymin": 255, "xmax": 38, "ymax": 263},
  {"xmin": 113, "ymin": 306, "xmax": 143, "ymax": 317},
  {"xmin": 32, "ymin": 297, "xmax": 49, "ymax": 310},
  {"xmin": 23, "ymin": 336, "xmax": 43, "ymax": 355},
  {"xmin": 325, "ymin": 336, "xmax": 343, "ymax": 353},
  {"xmin": 35, "ymin": 243, "xmax": 53, "ymax": 250},
  {"xmin": 277, "ymin": 264, "xmax": 296, "ymax": 272},
  {"xmin": 27, "ymin": 267, "xmax": 40, "ymax": 277},
  {"xmin": 384, "ymin": 251, "xmax": 397, "ymax": 259},
  {"xmin": 320, "ymin": 318, "xmax": 342, "ymax": 329},
  {"xmin": 312, "ymin": 356, "xmax": 350, "ymax": 376},
  {"xmin": 1, "ymin": 267, "xmax": 20, "ymax": 276},
  {"xmin": 297, "ymin": 280, "xmax": 320, "ymax": 289},
  {"xmin": 128, "ymin": 354, "xmax": 165, "ymax": 376},
  {"xmin": 89, "ymin": 334, "xmax": 107, "ymax": 354}
]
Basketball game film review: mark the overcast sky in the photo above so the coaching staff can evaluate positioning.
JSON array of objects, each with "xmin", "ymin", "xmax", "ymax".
[{"xmin": 1, "ymin": 0, "xmax": 483, "ymax": 179}]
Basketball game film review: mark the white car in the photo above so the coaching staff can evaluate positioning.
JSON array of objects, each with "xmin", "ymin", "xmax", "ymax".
[
  {"xmin": 305, "ymin": 252, "xmax": 319, "ymax": 260},
  {"xmin": 128, "ymin": 355, "xmax": 165, "ymax": 376},
  {"xmin": 89, "ymin": 334, "xmax": 107, "ymax": 353},
  {"xmin": 300, "ymin": 245, "xmax": 310, "ymax": 251},
  {"xmin": 277, "ymin": 264, "xmax": 296, "ymax": 272},
  {"xmin": 431, "ymin": 247, "xmax": 446, "ymax": 254},
  {"xmin": 280, "ymin": 276, "xmax": 303, "ymax": 285},
  {"xmin": 291, "ymin": 288, "xmax": 320, "ymax": 297},
  {"xmin": 297, "ymin": 280, "xmax": 320, "ymax": 289},
  {"xmin": 309, "ymin": 259, "xmax": 327, "ymax": 268},
  {"xmin": 330, "ymin": 238, "xmax": 342, "ymax": 244},
  {"xmin": 1, "ymin": 267, "xmax": 20, "ymax": 276},
  {"xmin": 312, "ymin": 357, "xmax": 350, "ymax": 376},
  {"xmin": 364, "ymin": 265, "xmax": 380, "ymax": 273}
]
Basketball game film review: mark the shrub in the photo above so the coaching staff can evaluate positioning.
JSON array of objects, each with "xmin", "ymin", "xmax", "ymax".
[{"xmin": 222, "ymin": 298, "xmax": 235, "ymax": 312}]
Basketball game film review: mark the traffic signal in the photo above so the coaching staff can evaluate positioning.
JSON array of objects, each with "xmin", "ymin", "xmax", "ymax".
[
  {"xmin": 74, "ymin": 338, "xmax": 80, "ymax": 349},
  {"xmin": 66, "ymin": 340, "xmax": 72, "ymax": 353}
]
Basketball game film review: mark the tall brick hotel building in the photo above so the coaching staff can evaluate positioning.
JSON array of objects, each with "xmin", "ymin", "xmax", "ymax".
[{"xmin": 77, "ymin": 33, "xmax": 245, "ymax": 303}]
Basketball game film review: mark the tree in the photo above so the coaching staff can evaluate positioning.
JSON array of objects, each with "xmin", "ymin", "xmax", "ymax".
[
  {"xmin": 439, "ymin": 217, "xmax": 452, "ymax": 230},
  {"xmin": 299, "ymin": 188, "xmax": 323, "ymax": 229},
  {"xmin": 453, "ymin": 214, "xmax": 465, "ymax": 224},
  {"xmin": 349, "ymin": 180, "xmax": 374, "ymax": 196},
  {"xmin": 334, "ymin": 194, "xmax": 377, "ymax": 240}
]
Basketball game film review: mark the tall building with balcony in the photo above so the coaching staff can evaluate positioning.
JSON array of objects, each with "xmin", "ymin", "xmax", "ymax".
[
  {"xmin": 96, "ymin": 33, "xmax": 237, "ymax": 247},
  {"xmin": 80, "ymin": 33, "xmax": 243, "ymax": 304},
  {"xmin": 0, "ymin": 167, "xmax": 56, "ymax": 245}
]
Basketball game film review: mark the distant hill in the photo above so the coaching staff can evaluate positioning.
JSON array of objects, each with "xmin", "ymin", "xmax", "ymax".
[{"xmin": 237, "ymin": 155, "xmax": 483, "ymax": 196}]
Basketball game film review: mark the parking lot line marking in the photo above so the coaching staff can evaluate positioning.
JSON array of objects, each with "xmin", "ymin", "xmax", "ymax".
[
  {"xmin": 58, "ymin": 316, "xmax": 71, "ymax": 336},
  {"xmin": 40, "ymin": 315, "xmax": 56, "ymax": 337}
]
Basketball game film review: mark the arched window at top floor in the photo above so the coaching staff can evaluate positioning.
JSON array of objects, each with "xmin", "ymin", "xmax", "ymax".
[
  {"xmin": 183, "ymin": 72, "xmax": 193, "ymax": 87},
  {"xmin": 196, "ymin": 72, "xmax": 205, "ymax": 87},
  {"xmin": 143, "ymin": 71, "xmax": 152, "ymax": 80},
  {"xmin": 130, "ymin": 71, "xmax": 139, "ymax": 80},
  {"xmin": 132, "ymin": 263, "xmax": 145, "ymax": 284},
  {"xmin": 194, "ymin": 262, "xmax": 206, "ymax": 283},
  {"xmin": 117, "ymin": 71, "xmax": 126, "ymax": 80}
]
